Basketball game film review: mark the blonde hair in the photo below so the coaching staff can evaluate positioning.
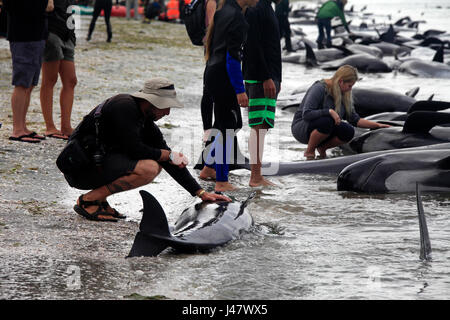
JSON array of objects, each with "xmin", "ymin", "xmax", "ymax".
[
  {"xmin": 204, "ymin": 0, "xmax": 226, "ymax": 62},
  {"xmin": 326, "ymin": 65, "xmax": 358, "ymax": 116}
]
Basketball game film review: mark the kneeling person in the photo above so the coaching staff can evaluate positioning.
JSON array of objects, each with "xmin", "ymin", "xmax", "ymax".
[{"xmin": 58, "ymin": 78, "xmax": 230, "ymax": 222}]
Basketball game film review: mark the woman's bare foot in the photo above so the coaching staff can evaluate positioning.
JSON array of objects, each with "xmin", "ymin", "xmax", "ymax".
[
  {"xmin": 249, "ymin": 176, "xmax": 276, "ymax": 187},
  {"xmin": 215, "ymin": 181, "xmax": 236, "ymax": 192},
  {"xmin": 199, "ymin": 166, "xmax": 216, "ymax": 181}
]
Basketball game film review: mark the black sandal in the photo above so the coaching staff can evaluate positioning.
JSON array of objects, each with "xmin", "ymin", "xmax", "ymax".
[
  {"xmin": 101, "ymin": 201, "xmax": 126, "ymax": 219},
  {"xmin": 74, "ymin": 195, "xmax": 118, "ymax": 222}
]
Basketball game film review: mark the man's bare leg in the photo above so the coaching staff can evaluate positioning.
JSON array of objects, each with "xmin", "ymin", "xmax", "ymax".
[
  {"xmin": 249, "ymin": 124, "xmax": 275, "ymax": 187},
  {"xmin": 77, "ymin": 160, "xmax": 162, "ymax": 219}
]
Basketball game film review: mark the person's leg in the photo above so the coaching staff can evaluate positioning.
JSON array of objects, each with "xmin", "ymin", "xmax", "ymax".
[
  {"xmin": 304, "ymin": 116, "xmax": 334, "ymax": 159},
  {"xmin": 58, "ymin": 59, "xmax": 77, "ymax": 136},
  {"xmin": 248, "ymin": 124, "xmax": 275, "ymax": 186},
  {"xmin": 40, "ymin": 60, "xmax": 61, "ymax": 136},
  {"xmin": 104, "ymin": 2, "xmax": 113, "ymax": 42},
  {"xmin": 214, "ymin": 130, "xmax": 234, "ymax": 192},
  {"xmin": 126, "ymin": 0, "xmax": 131, "ymax": 19},
  {"xmin": 77, "ymin": 159, "xmax": 162, "ymax": 219},
  {"xmin": 317, "ymin": 19, "xmax": 325, "ymax": 49},
  {"xmin": 87, "ymin": 4, "xmax": 102, "ymax": 40},
  {"xmin": 317, "ymin": 122, "xmax": 354, "ymax": 157},
  {"xmin": 134, "ymin": 0, "xmax": 140, "ymax": 20},
  {"xmin": 325, "ymin": 19, "xmax": 332, "ymax": 48},
  {"xmin": 246, "ymin": 81, "xmax": 278, "ymax": 187},
  {"xmin": 11, "ymin": 86, "xmax": 41, "ymax": 142}
]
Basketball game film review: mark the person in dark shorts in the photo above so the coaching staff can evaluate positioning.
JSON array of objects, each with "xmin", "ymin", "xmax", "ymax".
[
  {"xmin": 87, "ymin": 0, "xmax": 118, "ymax": 42},
  {"xmin": 4, "ymin": 0, "xmax": 54, "ymax": 143},
  {"xmin": 59, "ymin": 78, "xmax": 230, "ymax": 222},
  {"xmin": 316, "ymin": 0, "xmax": 351, "ymax": 49},
  {"xmin": 40, "ymin": 0, "xmax": 77, "ymax": 141},
  {"xmin": 243, "ymin": 0, "xmax": 282, "ymax": 187},
  {"xmin": 291, "ymin": 65, "xmax": 390, "ymax": 160}
]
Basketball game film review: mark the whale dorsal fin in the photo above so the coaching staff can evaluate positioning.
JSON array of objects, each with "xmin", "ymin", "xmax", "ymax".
[
  {"xmin": 304, "ymin": 41, "xmax": 318, "ymax": 66},
  {"xmin": 403, "ymin": 111, "xmax": 450, "ymax": 134},
  {"xmin": 432, "ymin": 45, "xmax": 444, "ymax": 63},
  {"xmin": 139, "ymin": 190, "xmax": 171, "ymax": 237},
  {"xmin": 405, "ymin": 86, "xmax": 420, "ymax": 98},
  {"xmin": 407, "ymin": 101, "xmax": 450, "ymax": 113}
]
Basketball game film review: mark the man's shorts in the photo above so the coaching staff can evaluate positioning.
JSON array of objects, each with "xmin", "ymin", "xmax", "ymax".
[
  {"xmin": 64, "ymin": 152, "xmax": 138, "ymax": 190},
  {"xmin": 245, "ymin": 80, "xmax": 281, "ymax": 128},
  {"xmin": 10, "ymin": 40, "xmax": 46, "ymax": 88},
  {"xmin": 43, "ymin": 32, "xmax": 75, "ymax": 62}
]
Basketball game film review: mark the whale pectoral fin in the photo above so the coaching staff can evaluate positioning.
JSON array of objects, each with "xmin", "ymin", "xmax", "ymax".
[
  {"xmin": 139, "ymin": 190, "xmax": 171, "ymax": 237},
  {"xmin": 127, "ymin": 232, "xmax": 168, "ymax": 257},
  {"xmin": 416, "ymin": 183, "xmax": 432, "ymax": 261}
]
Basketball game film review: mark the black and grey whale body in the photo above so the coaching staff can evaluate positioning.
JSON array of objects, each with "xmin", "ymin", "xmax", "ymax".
[
  {"xmin": 127, "ymin": 191, "xmax": 254, "ymax": 257},
  {"xmin": 337, "ymin": 149, "xmax": 450, "ymax": 193}
]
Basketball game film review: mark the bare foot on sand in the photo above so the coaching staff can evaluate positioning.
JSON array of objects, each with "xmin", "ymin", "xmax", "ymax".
[
  {"xmin": 215, "ymin": 181, "xmax": 236, "ymax": 192},
  {"xmin": 249, "ymin": 177, "xmax": 276, "ymax": 188},
  {"xmin": 199, "ymin": 166, "xmax": 216, "ymax": 181}
]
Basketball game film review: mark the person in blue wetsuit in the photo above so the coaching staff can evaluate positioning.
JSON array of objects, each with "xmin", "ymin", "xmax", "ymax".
[{"xmin": 199, "ymin": 0, "xmax": 258, "ymax": 192}]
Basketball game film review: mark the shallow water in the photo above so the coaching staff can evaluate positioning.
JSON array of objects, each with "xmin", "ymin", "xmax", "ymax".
[{"xmin": 1, "ymin": 0, "xmax": 450, "ymax": 300}]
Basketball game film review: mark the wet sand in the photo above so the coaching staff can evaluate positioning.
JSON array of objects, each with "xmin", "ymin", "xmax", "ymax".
[{"xmin": 0, "ymin": 16, "xmax": 204, "ymax": 299}]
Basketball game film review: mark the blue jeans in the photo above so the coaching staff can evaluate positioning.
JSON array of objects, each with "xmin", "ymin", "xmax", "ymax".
[{"xmin": 317, "ymin": 18, "xmax": 332, "ymax": 48}]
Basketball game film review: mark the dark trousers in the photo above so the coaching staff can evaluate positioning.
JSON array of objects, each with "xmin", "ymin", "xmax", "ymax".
[
  {"xmin": 201, "ymin": 72, "xmax": 214, "ymax": 131},
  {"xmin": 317, "ymin": 18, "xmax": 332, "ymax": 49},
  {"xmin": 307, "ymin": 116, "xmax": 355, "ymax": 143},
  {"xmin": 88, "ymin": 0, "xmax": 113, "ymax": 40},
  {"xmin": 203, "ymin": 64, "xmax": 243, "ymax": 182},
  {"xmin": 278, "ymin": 15, "xmax": 293, "ymax": 52}
]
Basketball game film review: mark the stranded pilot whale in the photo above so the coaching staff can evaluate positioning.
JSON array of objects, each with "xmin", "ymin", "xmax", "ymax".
[
  {"xmin": 336, "ymin": 149, "xmax": 450, "ymax": 193},
  {"xmin": 127, "ymin": 191, "xmax": 254, "ymax": 257},
  {"xmin": 416, "ymin": 183, "xmax": 432, "ymax": 261},
  {"xmin": 346, "ymin": 111, "xmax": 450, "ymax": 154}
]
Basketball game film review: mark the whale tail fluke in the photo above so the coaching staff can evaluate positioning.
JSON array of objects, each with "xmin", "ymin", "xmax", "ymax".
[
  {"xmin": 416, "ymin": 183, "xmax": 432, "ymax": 261},
  {"xmin": 127, "ymin": 191, "xmax": 171, "ymax": 257}
]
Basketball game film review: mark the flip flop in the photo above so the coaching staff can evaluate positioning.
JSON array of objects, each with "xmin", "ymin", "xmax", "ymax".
[
  {"xmin": 9, "ymin": 134, "xmax": 41, "ymax": 143},
  {"xmin": 45, "ymin": 133, "xmax": 69, "ymax": 140},
  {"xmin": 28, "ymin": 132, "xmax": 46, "ymax": 140}
]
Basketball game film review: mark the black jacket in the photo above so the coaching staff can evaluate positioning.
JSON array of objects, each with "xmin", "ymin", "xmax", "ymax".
[
  {"xmin": 4, "ymin": 0, "xmax": 49, "ymax": 42},
  {"xmin": 73, "ymin": 94, "xmax": 201, "ymax": 196},
  {"xmin": 206, "ymin": 0, "xmax": 248, "ymax": 67},
  {"xmin": 243, "ymin": 0, "xmax": 281, "ymax": 82},
  {"xmin": 47, "ymin": 0, "xmax": 76, "ymax": 44}
]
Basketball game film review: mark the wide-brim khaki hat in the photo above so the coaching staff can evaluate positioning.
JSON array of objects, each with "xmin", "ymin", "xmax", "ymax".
[{"xmin": 130, "ymin": 77, "xmax": 183, "ymax": 109}]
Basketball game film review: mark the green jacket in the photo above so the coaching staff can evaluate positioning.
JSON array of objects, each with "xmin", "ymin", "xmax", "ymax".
[{"xmin": 317, "ymin": 0, "xmax": 347, "ymax": 27}]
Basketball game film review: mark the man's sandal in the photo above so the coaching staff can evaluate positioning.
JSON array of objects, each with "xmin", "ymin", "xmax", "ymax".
[
  {"xmin": 101, "ymin": 201, "xmax": 126, "ymax": 219},
  {"xmin": 73, "ymin": 195, "xmax": 118, "ymax": 222}
]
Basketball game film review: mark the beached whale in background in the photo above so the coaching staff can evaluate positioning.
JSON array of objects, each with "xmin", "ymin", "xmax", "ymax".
[
  {"xmin": 279, "ymin": 85, "xmax": 419, "ymax": 117},
  {"xmin": 346, "ymin": 111, "xmax": 450, "ymax": 154},
  {"xmin": 127, "ymin": 191, "xmax": 254, "ymax": 257},
  {"xmin": 337, "ymin": 149, "xmax": 450, "ymax": 193},
  {"xmin": 304, "ymin": 42, "xmax": 392, "ymax": 73}
]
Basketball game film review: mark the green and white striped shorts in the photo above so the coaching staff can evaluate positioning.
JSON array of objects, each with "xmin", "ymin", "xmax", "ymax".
[{"xmin": 245, "ymin": 80, "xmax": 281, "ymax": 128}]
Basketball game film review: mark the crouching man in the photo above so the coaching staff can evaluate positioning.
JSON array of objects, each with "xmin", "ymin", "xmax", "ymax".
[{"xmin": 57, "ymin": 77, "xmax": 230, "ymax": 222}]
